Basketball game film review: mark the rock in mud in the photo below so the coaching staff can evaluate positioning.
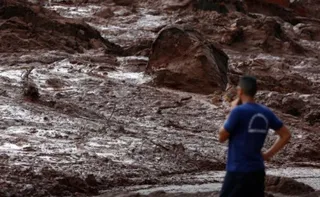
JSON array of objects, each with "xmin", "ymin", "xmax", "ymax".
[
  {"xmin": 301, "ymin": 191, "xmax": 320, "ymax": 197},
  {"xmin": 248, "ymin": 17, "xmax": 306, "ymax": 54},
  {"xmin": 85, "ymin": 174, "xmax": 100, "ymax": 186},
  {"xmin": 304, "ymin": 110, "xmax": 320, "ymax": 126},
  {"xmin": 220, "ymin": 25, "xmax": 244, "ymax": 45},
  {"xmin": 228, "ymin": 59, "xmax": 313, "ymax": 94},
  {"xmin": 0, "ymin": 0, "xmax": 123, "ymax": 54},
  {"xmin": 23, "ymin": 83, "xmax": 40, "ymax": 101},
  {"xmin": 293, "ymin": 23, "xmax": 320, "ymax": 41},
  {"xmin": 245, "ymin": 0, "xmax": 302, "ymax": 22},
  {"xmin": 194, "ymin": 0, "xmax": 247, "ymax": 13},
  {"xmin": 95, "ymin": 8, "xmax": 115, "ymax": 18},
  {"xmin": 256, "ymin": 92, "xmax": 320, "ymax": 125},
  {"xmin": 303, "ymin": 0, "xmax": 320, "ymax": 19},
  {"xmin": 147, "ymin": 26, "xmax": 229, "ymax": 94},
  {"xmin": 266, "ymin": 175, "xmax": 315, "ymax": 195},
  {"xmin": 162, "ymin": 0, "xmax": 193, "ymax": 10},
  {"xmin": 22, "ymin": 66, "xmax": 40, "ymax": 101},
  {"xmin": 55, "ymin": 176, "xmax": 99, "ymax": 195},
  {"xmin": 45, "ymin": 78, "xmax": 66, "ymax": 88},
  {"xmin": 113, "ymin": 0, "xmax": 133, "ymax": 6}
]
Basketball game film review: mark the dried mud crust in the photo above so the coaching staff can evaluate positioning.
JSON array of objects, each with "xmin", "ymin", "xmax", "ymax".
[{"xmin": 0, "ymin": 0, "xmax": 123, "ymax": 53}]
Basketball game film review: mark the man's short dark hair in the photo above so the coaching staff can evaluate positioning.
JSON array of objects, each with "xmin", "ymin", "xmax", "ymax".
[{"xmin": 239, "ymin": 76, "xmax": 257, "ymax": 97}]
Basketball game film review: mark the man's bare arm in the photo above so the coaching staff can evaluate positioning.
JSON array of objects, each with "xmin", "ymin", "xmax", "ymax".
[
  {"xmin": 218, "ymin": 127, "xmax": 230, "ymax": 143},
  {"xmin": 219, "ymin": 98, "xmax": 240, "ymax": 143},
  {"xmin": 263, "ymin": 126, "xmax": 291, "ymax": 161}
]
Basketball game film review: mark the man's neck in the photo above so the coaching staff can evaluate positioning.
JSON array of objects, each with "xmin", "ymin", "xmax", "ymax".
[{"xmin": 241, "ymin": 96, "xmax": 255, "ymax": 104}]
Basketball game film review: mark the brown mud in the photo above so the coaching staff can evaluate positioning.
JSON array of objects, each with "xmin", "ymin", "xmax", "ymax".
[
  {"xmin": 0, "ymin": 0, "xmax": 320, "ymax": 197},
  {"xmin": 147, "ymin": 26, "xmax": 229, "ymax": 94},
  {"xmin": 0, "ymin": 0, "xmax": 122, "ymax": 54}
]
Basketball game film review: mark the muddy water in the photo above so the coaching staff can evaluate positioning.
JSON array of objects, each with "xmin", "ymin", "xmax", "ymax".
[
  {"xmin": 1, "ymin": 1, "xmax": 320, "ymax": 197},
  {"xmin": 94, "ymin": 8, "xmax": 168, "ymax": 47},
  {"xmin": 50, "ymin": 3, "xmax": 169, "ymax": 47},
  {"xmin": 0, "ymin": 47, "xmax": 228, "ymax": 192},
  {"xmin": 107, "ymin": 56, "xmax": 152, "ymax": 84},
  {"xmin": 49, "ymin": 3, "xmax": 320, "ymax": 195},
  {"xmin": 98, "ymin": 168, "xmax": 320, "ymax": 195}
]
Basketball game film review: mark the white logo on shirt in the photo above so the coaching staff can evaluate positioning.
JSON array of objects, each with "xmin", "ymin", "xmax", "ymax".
[{"xmin": 248, "ymin": 113, "xmax": 269, "ymax": 133}]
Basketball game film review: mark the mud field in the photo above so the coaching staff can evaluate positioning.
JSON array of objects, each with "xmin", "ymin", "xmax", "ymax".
[{"xmin": 0, "ymin": 0, "xmax": 320, "ymax": 197}]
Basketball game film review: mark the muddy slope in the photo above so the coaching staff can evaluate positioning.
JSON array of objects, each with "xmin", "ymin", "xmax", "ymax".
[
  {"xmin": 0, "ymin": 0, "xmax": 319, "ymax": 197},
  {"xmin": 0, "ymin": 0, "xmax": 122, "ymax": 53}
]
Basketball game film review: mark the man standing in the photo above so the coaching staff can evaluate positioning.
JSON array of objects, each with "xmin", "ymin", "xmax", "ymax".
[{"xmin": 219, "ymin": 76, "xmax": 291, "ymax": 197}]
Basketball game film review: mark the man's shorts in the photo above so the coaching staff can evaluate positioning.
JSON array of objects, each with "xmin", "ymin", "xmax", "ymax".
[{"xmin": 220, "ymin": 170, "xmax": 265, "ymax": 197}]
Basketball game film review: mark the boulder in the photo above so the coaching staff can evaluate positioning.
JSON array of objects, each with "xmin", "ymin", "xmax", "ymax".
[{"xmin": 146, "ymin": 26, "xmax": 229, "ymax": 94}]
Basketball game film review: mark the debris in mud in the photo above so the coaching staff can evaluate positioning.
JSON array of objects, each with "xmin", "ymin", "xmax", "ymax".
[
  {"xmin": 266, "ymin": 175, "xmax": 315, "ymax": 195},
  {"xmin": 113, "ymin": 0, "xmax": 134, "ymax": 6},
  {"xmin": 189, "ymin": 10, "xmax": 313, "ymax": 56},
  {"xmin": 55, "ymin": 176, "xmax": 99, "ymax": 195},
  {"xmin": 246, "ymin": 17, "xmax": 307, "ymax": 54},
  {"xmin": 194, "ymin": 0, "xmax": 247, "ymax": 13},
  {"xmin": 161, "ymin": 0, "xmax": 193, "ymax": 10},
  {"xmin": 85, "ymin": 174, "xmax": 100, "ymax": 186},
  {"xmin": 245, "ymin": 0, "xmax": 304, "ymax": 22},
  {"xmin": 293, "ymin": 23, "xmax": 320, "ymax": 41},
  {"xmin": 95, "ymin": 7, "xmax": 114, "ymax": 19},
  {"xmin": 0, "ymin": 0, "xmax": 320, "ymax": 197},
  {"xmin": 228, "ymin": 59, "xmax": 313, "ymax": 94},
  {"xmin": 302, "ymin": 0, "xmax": 320, "ymax": 19},
  {"xmin": 0, "ymin": 0, "xmax": 123, "ymax": 54},
  {"xmin": 45, "ymin": 77, "xmax": 66, "ymax": 88},
  {"xmin": 124, "ymin": 40, "xmax": 153, "ymax": 56},
  {"xmin": 304, "ymin": 110, "xmax": 320, "ymax": 126},
  {"xmin": 22, "ymin": 66, "xmax": 40, "ymax": 101},
  {"xmin": 0, "ymin": 165, "xmax": 100, "ymax": 197},
  {"xmin": 220, "ymin": 25, "xmax": 244, "ymax": 45},
  {"xmin": 256, "ymin": 92, "xmax": 320, "ymax": 125},
  {"xmin": 147, "ymin": 26, "xmax": 229, "ymax": 94}
]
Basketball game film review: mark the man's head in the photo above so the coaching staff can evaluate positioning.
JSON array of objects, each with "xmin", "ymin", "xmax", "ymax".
[{"xmin": 237, "ymin": 76, "xmax": 257, "ymax": 100}]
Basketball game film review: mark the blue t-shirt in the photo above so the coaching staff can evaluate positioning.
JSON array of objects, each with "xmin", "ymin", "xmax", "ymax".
[{"xmin": 223, "ymin": 103, "xmax": 283, "ymax": 172}]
